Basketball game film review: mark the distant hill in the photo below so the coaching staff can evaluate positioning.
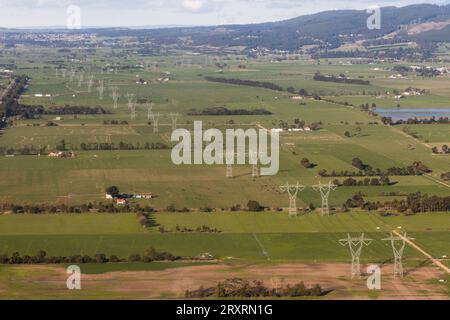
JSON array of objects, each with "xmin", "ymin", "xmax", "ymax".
[
  {"xmin": 5, "ymin": 4, "xmax": 450, "ymax": 50},
  {"xmin": 93, "ymin": 4, "xmax": 450, "ymax": 50}
]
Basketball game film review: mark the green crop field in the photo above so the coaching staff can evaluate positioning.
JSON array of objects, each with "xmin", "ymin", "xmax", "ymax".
[{"xmin": 0, "ymin": 212, "xmax": 447, "ymax": 263}]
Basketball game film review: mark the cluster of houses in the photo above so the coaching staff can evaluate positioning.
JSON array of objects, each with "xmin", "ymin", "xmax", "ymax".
[
  {"xmin": 106, "ymin": 192, "xmax": 153, "ymax": 205},
  {"xmin": 270, "ymin": 127, "xmax": 313, "ymax": 133},
  {"xmin": 34, "ymin": 93, "xmax": 52, "ymax": 97}
]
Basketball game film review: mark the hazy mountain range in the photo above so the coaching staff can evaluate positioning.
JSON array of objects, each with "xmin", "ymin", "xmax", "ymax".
[{"xmin": 4, "ymin": 4, "xmax": 450, "ymax": 49}]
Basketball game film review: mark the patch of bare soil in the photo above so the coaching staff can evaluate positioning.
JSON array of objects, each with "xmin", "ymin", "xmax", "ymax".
[
  {"xmin": 2, "ymin": 263, "xmax": 447, "ymax": 300},
  {"xmin": 407, "ymin": 20, "xmax": 450, "ymax": 35},
  {"xmin": 78, "ymin": 262, "xmax": 448, "ymax": 299}
]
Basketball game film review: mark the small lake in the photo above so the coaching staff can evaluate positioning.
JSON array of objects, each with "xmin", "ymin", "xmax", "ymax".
[{"xmin": 375, "ymin": 108, "xmax": 450, "ymax": 120}]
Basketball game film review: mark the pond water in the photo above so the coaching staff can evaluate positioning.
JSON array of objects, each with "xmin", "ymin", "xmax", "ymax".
[{"xmin": 375, "ymin": 108, "xmax": 450, "ymax": 120}]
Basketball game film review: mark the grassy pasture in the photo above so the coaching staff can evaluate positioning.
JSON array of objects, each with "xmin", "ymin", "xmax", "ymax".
[{"xmin": 0, "ymin": 212, "xmax": 447, "ymax": 263}]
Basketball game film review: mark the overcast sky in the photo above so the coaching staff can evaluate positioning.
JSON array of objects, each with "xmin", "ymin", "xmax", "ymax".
[{"xmin": 0, "ymin": 0, "xmax": 449, "ymax": 28}]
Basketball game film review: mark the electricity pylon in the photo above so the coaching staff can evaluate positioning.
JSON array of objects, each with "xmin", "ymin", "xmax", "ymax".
[
  {"xmin": 126, "ymin": 93, "xmax": 134, "ymax": 110},
  {"xmin": 249, "ymin": 151, "xmax": 260, "ymax": 178},
  {"xmin": 69, "ymin": 69, "xmax": 76, "ymax": 82},
  {"xmin": 169, "ymin": 113, "xmax": 180, "ymax": 131},
  {"xmin": 147, "ymin": 102, "xmax": 154, "ymax": 121},
  {"xmin": 279, "ymin": 182, "xmax": 306, "ymax": 217},
  {"xmin": 55, "ymin": 68, "xmax": 59, "ymax": 78},
  {"xmin": 77, "ymin": 72, "xmax": 84, "ymax": 87},
  {"xmin": 97, "ymin": 80, "xmax": 104, "ymax": 100},
  {"xmin": 312, "ymin": 181, "xmax": 337, "ymax": 216},
  {"xmin": 110, "ymin": 86, "xmax": 119, "ymax": 109},
  {"xmin": 383, "ymin": 232, "xmax": 414, "ymax": 278},
  {"xmin": 61, "ymin": 69, "xmax": 67, "ymax": 78},
  {"xmin": 130, "ymin": 104, "xmax": 137, "ymax": 120},
  {"xmin": 225, "ymin": 151, "xmax": 238, "ymax": 178},
  {"xmin": 87, "ymin": 75, "xmax": 94, "ymax": 93},
  {"xmin": 339, "ymin": 233, "xmax": 373, "ymax": 279},
  {"xmin": 152, "ymin": 113, "xmax": 160, "ymax": 133}
]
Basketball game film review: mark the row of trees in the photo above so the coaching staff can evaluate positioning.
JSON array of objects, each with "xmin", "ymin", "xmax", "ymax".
[
  {"xmin": 333, "ymin": 176, "xmax": 392, "ymax": 187},
  {"xmin": 344, "ymin": 192, "xmax": 450, "ymax": 213},
  {"xmin": 382, "ymin": 117, "xmax": 450, "ymax": 125},
  {"xmin": 20, "ymin": 104, "xmax": 109, "ymax": 117},
  {"xmin": 319, "ymin": 161, "xmax": 432, "ymax": 177},
  {"xmin": 313, "ymin": 72, "xmax": 370, "ymax": 85},
  {"xmin": 79, "ymin": 141, "xmax": 169, "ymax": 151},
  {"xmin": 205, "ymin": 76, "xmax": 284, "ymax": 91},
  {"xmin": 158, "ymin": 225, "xmax": 221, "ymax": 233},
  {"xmin": 0, "ymin": 202, "xmax": 155, "ymax": 214},
  {"xmin": 187, "ymin": 106, "xmax": 272, "ymax": 116},
  {"xmin": 0, "ymin": 247, "xmax": 180, "ymax": 265}
]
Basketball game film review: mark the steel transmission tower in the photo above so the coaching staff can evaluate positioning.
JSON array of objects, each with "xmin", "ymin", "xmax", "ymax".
[
  {"xmin": 97, "ymin": 80, "xmax": 105, "ymax": 100},
  {"xmin": 339, "ymin": 233, "xmax": 373, "ymax": 279},
  {"xmin": 169, "ymin": 113, "xmax": 180, "ymax": 131},
  {"xmin": 225, "ymin": 151, "xmax": 239, "ymax": 178},
  {"xmin": 312, "ymin": 181, "xmax": 337, "ymax": 216},
  {"xmin": 152, "ymin": 113, "xmax": 160, "ymax": 133},
  {"xmin": 382, "ymin": 232, "xmax": 414, "ymax": 278},
  {"xmin": 279, "ymin": 182, "xmax": 306, "ymax": 217},
  {"xmin": 249, "ymin": 151, "xmax": 259, "ymax": 178},
  {"xmin": 110, "ymin": 86, "xmax": 120, "ymax": 109}
]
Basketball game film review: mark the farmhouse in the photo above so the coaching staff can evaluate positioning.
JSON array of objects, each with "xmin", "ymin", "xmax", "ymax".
[
  {"xmin": 116, "ymin": 198, "xmax": 127, "ymax": 205},
  {"xmin": 48, "ymin": 151, "xmax": 76, "ymax": 158}
]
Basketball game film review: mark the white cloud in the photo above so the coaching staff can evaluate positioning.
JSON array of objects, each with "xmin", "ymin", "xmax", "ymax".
[{"xmin": 182, "ymin": 0, "xmax": 204, "ymax": 11}]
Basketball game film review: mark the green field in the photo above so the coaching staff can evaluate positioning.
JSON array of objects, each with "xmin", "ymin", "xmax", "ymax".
[
  {"xmin": 0, "ymin": 47, "xmax": 449, "ymax": 274},
  {"xmin": 0, "ymin": 212, "xmax": 447, "ymax": 263}
]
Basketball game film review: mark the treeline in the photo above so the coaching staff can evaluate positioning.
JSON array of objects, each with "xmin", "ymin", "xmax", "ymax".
[
  {"xmin": 103, "ymin": 120, "xmax": 129, "ymax": 125},
  {"xmin": 205, "ymin": 76, "xmax": 283, "ymax": 92},
  {"xmin": 0, "ymin": 146, "xmax": 43, "ymax": 156},
  {"xmin": 185, "ymin": 278, "xmax": 324, "ymax": 298},
  {"xmin": 0, "ymin": 247, "xmax": 180, "ymax": 265},
  {"xmin": 158, "ymin": 225, "xmax": 221, "ymax": 233},
  {"xmin": 79, "ymin": 141, "xmax": 169, "ymax": 151},
  {"xmin": 382, "ymin": 117, "xmax": 450, "ymax": 125},
  {"xmin": 344, "ymin": 192, "xmax": 450, "ymax": 213},
  {"xmin": 313, "ymin": 72, "xmax": 370, "ymax": 85},
  {"xmin": 0, "ymin": 202, "xmax": 156, "ymax": 214},
  {"xmin": 187, "ymin": 106, "xmax": 272, "ymax": 116},
  {"xmin": 319, "ymin": 160, "xmax": 431, "ymax": 177},
  {"xmin": 20, "ymin": 105, "xmax": 110, "ymax": 116},
  {"xmin": 0, "ymin": 75, "xmax": 29, "ymax": 124},
  {"xmin": 333, "ymin": 176, "xmax": 392, "ymax": 187}
]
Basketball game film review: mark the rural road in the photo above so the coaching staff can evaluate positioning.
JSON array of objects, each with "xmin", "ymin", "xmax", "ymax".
[{"xmin": 394, "ymin": 230, "xmax": 450, "ymax": 275}]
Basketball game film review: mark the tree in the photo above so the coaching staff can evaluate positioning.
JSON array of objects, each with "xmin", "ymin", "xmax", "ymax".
[
  {"xmin": 105, "ymin": 186, "xmax": 120, "ymax": 196},
  {"xmin": 247, "ymin": 200, "xmax": 263, "ymax": 212},
  {"xmin": 301, "ymin": 158, "xmax": 314, "ymax": 168},
  {"xmin": 352, "ymin": 157, "xmax": 365, "ymax": 170},
  {"xmin": 344, "ymin": 131, "xmax": 351, "ymax": 138}
]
